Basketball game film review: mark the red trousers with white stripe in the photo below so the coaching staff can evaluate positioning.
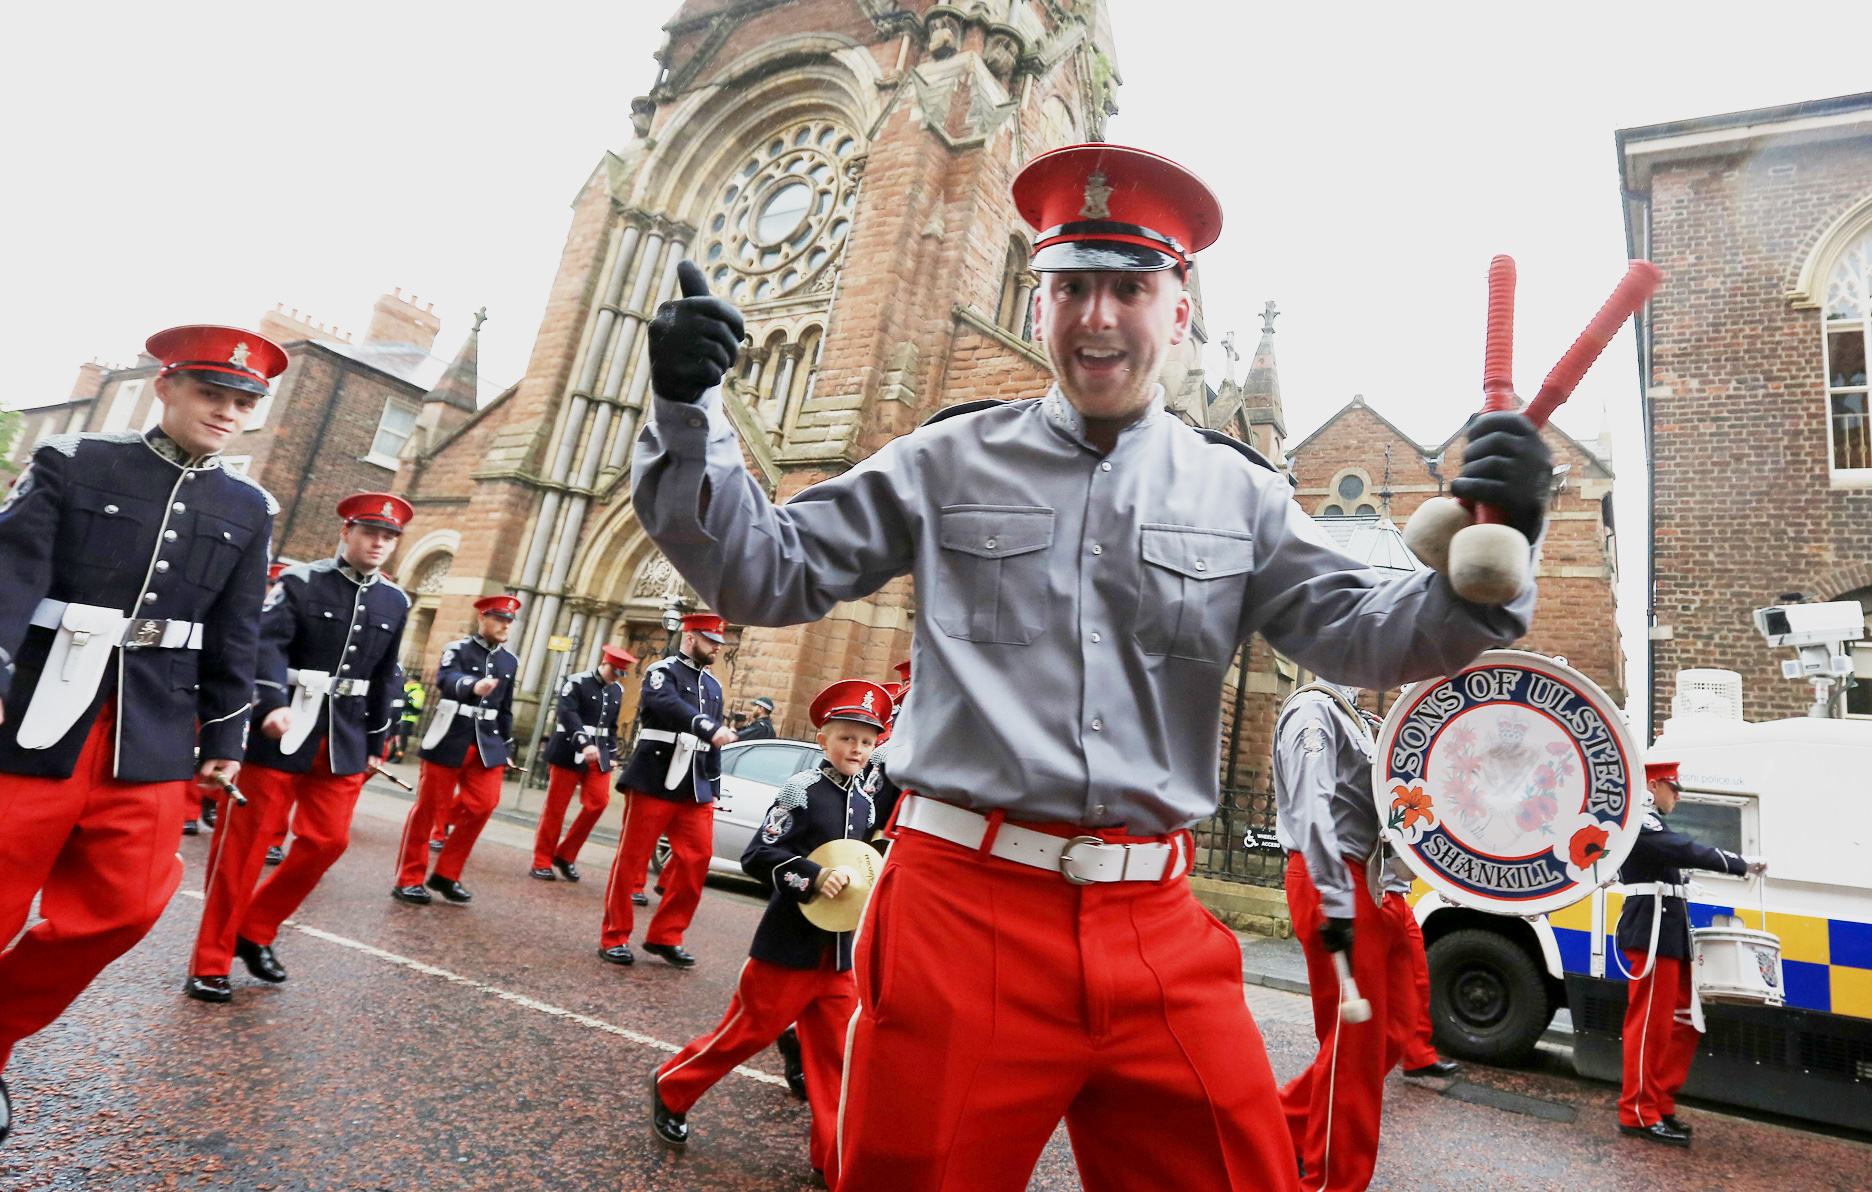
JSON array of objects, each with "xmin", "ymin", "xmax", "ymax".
[
  {"xmin": 602, "ymin": 789, "xmax": 711, "ymax": 948},
  {"xmin": 0, "ymin": 702, "xmax": 188, "ymax": 1069},
  {"xmin": 396, "ymin": 746, "xmax": 503, "ymax": 887},
  {"xmin": 658, "ymin": 956, "xmax": 857, "ymax": 1181},
  {"xmin": 1279, "ymin": 854, "xmax": 1408, "ymax": 1192},
  {"xmin": 533, "ymin": 763, "xmax": 610, "ymax": 870},
  {"xmin": 1389, "ymin": 893, "xmax": 1441, "ymax": 1071},
  {"xmin": 190, "ymin": 750, "xmax": 367, "ymax": 974},
  {"xmin": 1618, "ymin": 952, "xmax": 1699, "ymax": 1127},
  {"xmin": 836, "ymin": 823, "xmax": 1302, "ymax": 1192}
]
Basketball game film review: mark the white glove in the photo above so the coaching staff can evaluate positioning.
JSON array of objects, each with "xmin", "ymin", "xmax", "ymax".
[{"xmin": 1742, "ymin": 855, "xmax": 1768, "ymax": 877}]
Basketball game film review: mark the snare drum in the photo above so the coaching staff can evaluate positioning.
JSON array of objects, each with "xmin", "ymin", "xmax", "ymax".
[{"xmin": 1691, "ymin": 926, "xmax": 1785, "ymax": 1006}]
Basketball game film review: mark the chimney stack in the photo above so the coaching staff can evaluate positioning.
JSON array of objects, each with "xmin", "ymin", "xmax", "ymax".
[
  {"xmin": 69, "ymin": 361, "xmax": 107, "ymax": 404},
  {"xmin": 364, "ymin": 290, "xmax": 442, "ymax": 352}
]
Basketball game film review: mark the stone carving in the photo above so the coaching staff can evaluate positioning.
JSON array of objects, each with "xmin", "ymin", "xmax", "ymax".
[
  {"xmin": 413, "ymin": 551, "xmax": 453, "ymax": 597},
  {"xmin": 631, "ymin": 553, "xmax": 676, "ymax": 599}
]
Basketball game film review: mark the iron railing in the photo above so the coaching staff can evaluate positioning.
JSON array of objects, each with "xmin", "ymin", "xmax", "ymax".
[{"xmin": 1190, "ymin": 784, "xmax": 1284, "ymax": 887}]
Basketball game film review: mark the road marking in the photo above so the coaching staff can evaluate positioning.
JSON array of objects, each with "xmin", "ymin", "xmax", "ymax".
[{"xmin": 176, "ymin": 891, "xmax": 785, "ymax": 1088}]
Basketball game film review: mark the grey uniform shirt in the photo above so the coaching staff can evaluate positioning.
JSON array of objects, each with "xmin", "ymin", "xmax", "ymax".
[
  {"xmin": 634, "ymin": 384, "xmax": 1535, "ymax": 837},
  {"xmin": 1273, "ymin": 687, "xmax": 1380, "ymax": 920}
]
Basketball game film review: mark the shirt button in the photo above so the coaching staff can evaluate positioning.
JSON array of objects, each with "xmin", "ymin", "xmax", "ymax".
[
  {"xmin": 104, "ymin": 504, "xmax": 119, "ymax": 515},
  {"xmin": 1091, "ymin": 718, "xmax": 1103, "ymax": 731},
  {"xmin": 1195, "ymin": 559, "xmax": 1207, "ymax": 572},
  {"xmin": 985, "ymin": 537, "xmax": 997, "ymax": 549},
  {"xmin": 348, "ymin": 645, "xmax": 358, "ymax": 652},
  {"xmin": 184, "ymin": 472, "xmax": 196, "ymax": 482},
  {"xmin": 155, "ymin": 561, "xmax": 170, "ymax": 573},
  {"xmin": 1094, "ymin": 804, "xmax": 1107, "ymax": 816},
  {"xmin": 142, "ymin": 591, "xmax": 158, "ymax": 603},
  {"xmin": 164, "ymin": 530, "xmax": 177, "ymax": 541},
  {"xmin": 172, "ymin": 502, "xmax": 186, "ymax": 513},
  {"xmin": 341, "ymin": 664, "xmax": 351, "ymax": 673},
  {"xmin": 1090, "ymin": 632, "xmax": 1101, "ymax": 643},
  {"xmin": 1100, "ymin": 462, "xmax": 1112, "ymax": 472},
  {"xmin": 323, "ymin": 611, "xmax": 334, "ymax": 618},
  {"xmin": 688, "ymin": 416, "xmax": 704, "ymax": 428},
  {"xmin": 1091, "ymin": 544, "xmax": 1102, "ymax": 555}
]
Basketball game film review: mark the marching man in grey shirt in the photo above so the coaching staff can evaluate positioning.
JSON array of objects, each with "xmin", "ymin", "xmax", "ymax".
[{"xmin": 633, "ymin": 143, "xmax": 1553, "ymax": 1192}]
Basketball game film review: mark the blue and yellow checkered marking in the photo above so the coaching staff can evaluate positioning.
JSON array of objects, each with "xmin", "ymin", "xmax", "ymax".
[{"xmin": 1411, "ymin": 882, "xmax": 1872, "ymax": 1020}]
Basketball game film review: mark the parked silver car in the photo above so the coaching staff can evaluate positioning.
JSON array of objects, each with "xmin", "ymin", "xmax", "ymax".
[{"xmin": 651, "ymin": 738, "xmax": 821, "ymax": 878}]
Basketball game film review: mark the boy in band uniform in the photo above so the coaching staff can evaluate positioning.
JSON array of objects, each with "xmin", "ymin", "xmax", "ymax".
[
  {"xmin": 532, "ymin": 643, "xmax": 636, "ymax": 881},
  {"xmin": 391, "ymin": 594, "xmax": 520, "ymax": 904},
  {"xmin": 185, "ymin": 493, "xmax": 412, "ymax": 1002},
  {"xmin": 650, "ymin": 678, "xmax": 888, "ymax": 1187}
]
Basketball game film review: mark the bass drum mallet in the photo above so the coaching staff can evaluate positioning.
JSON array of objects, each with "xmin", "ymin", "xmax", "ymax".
[{"xmin": 1405, "ymin": 256, "xmax": 1662, "ymax": 602}]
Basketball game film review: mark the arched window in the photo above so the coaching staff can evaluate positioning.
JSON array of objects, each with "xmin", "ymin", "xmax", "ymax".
[
  {"xmin": 1315, "ymin": 469, "xmax": 1374, "ymax": 517},
  {"xmin": 1823, "ymin": 226, "xmax": 1872, "ymax": 482},
  {"xmin": 997, "ymin": 237, "xmax": 1035, "ymax": 337},
  {"xmin": 698, "ymin": 117, "xmax": 861, "ymax": 309}
]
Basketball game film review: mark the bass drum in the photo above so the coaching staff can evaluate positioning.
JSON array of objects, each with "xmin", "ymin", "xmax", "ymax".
[{"xmin": 1373, "ymin": 650, "xmax": 1643, "ymax": 916}]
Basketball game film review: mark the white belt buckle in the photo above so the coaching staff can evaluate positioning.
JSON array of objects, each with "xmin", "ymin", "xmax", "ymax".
[{"xmin": 1058, "ymin": 835, "xmax": 1106, "ymax": 886}]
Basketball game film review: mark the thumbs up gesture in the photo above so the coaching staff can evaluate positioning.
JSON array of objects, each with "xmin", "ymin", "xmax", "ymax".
[{"xmin": 647, "ymin": 259, "xmax": 747, "ymax": 404}]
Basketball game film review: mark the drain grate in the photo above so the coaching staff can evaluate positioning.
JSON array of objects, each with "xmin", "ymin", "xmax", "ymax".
[{"xmin": 1439, "ymin": 1080, "xmax": 1579, "ymax": 1123}]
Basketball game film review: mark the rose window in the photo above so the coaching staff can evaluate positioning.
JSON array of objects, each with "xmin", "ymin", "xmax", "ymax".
[{"xmin": 701, "ymin": 119, "xmax": 862, "ymax": 306}]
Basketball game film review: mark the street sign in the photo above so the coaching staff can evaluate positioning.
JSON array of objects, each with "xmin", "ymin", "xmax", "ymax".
[{"xmin": 547, "ymin": 635, "xmax": 573, "ymax": 652}]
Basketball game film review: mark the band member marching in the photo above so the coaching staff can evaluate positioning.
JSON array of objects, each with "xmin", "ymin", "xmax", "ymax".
[
  {"xmin": 1616, "ymin": 760, "xmax": 1765, "ymax": 1146},
  {"xmin": 635, "ymin": 141, "xmax": 1555, "ymax": 1190},
  {"xmin": 599, "ymin": 612, "xmax": 736, "ymax": 968},
  {"xmin": 650, "ymin": 678, "xmax": 887, "ymax": 1187},
  {"xmin": 531, "ymin": 644, "xmax": 636, "ymax": 882},
  {"xmin": 185, "ymin": 493, "xmax": 412, "ymax": 1002},
  {"xmin": 0, "ymin": 325, "xmax": 281, "ymax": 1138},
  {"xmin": 391, "ymin": 595, "xmax": 520, "ymax": 905}
]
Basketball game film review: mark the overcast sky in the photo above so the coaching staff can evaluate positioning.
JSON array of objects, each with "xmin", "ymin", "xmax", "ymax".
[{"xmin": 6, "ymin": 1, "xmax": 1867, "ymax": 717}]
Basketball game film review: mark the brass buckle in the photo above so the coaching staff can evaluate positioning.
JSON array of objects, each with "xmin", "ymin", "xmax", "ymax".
[
  {"xmin": 1057, "ymin": 835, "xmax": 1106, "ymax": 886},
  {"xmin": 124, "ymin": 619, "xmax": 164, "ymax": 649}
]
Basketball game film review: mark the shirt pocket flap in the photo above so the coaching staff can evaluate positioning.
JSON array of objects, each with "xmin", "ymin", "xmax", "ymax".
[
  {"xmin": 1140, "ymin": 524, "xmax": 1255, "ymax": 579},
  {"xmin": 938, "ymin": 506, "xmax": 1055, "ymax": 559}
]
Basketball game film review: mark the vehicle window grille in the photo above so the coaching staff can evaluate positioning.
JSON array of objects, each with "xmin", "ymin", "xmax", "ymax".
[
  {"xmin": 1798, "ymin": 1031, "xmax": 1872, "ymax": 1078},
  {"xmin": 1575, "ymin": 989, "xmax": 1625, "ymax": 1036},
  {"xmin": 1705, "ymin": 1017, "xmax": 1782, "ymax": 1064}
]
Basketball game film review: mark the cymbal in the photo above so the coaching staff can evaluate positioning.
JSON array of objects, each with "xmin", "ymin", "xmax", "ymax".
[{"xmin": 800, "ymin": 838, "xmax": 883, "ymax": 933}]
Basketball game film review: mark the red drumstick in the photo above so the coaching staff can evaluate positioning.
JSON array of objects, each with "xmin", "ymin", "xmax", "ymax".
[
  {"xmin": 1523, "ymin": 260, "xmax": 1662, "ymax": 427},
  {"xmin": 1472, "ymin": 255, "xmax": 1519, "ymax": 526}
]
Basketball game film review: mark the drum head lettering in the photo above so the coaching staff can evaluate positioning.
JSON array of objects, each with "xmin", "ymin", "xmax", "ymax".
[{"xmin": 1374, "ymin": 651, "xmax": 1642, "ymax": 915}]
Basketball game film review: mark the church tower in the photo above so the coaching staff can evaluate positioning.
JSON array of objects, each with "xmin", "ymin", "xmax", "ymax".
[{"xmin": 395, "ymin": 1, "xmax": 1123, "ymax": 736}]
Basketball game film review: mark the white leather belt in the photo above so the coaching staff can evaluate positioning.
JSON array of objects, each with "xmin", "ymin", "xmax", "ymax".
[
  {"xmin": 639, "ymin": 727, "xmax": 711, "ymax": 751},
  {"xmin": 288, "ymin": 670, "xmax": 370, "ymax": 697},
  {"xmin": 455, "ymin": 705, "xmax": 499, "ymax": 721},
  {"xmin": 895, "ymin": 794, "xmax": 1185, "ymax": 885},
  {"xmin": 30, "ymin": 598, "xmax": 204, "ymax": 650},
  {"xmin": 1621, "ymin": 882, "xmax": 1690, "ymax": 899}
]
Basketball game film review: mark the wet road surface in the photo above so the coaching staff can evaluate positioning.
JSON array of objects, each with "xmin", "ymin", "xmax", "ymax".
[{"xmin": 4, "ymin": 790, "xmax": 1866, "ymax": 1190}]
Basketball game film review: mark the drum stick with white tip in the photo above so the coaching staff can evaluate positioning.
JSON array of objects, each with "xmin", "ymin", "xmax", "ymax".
[{"xmin": 1332, "ymin": 952, "xmax": 1372, "ymax": 1024}]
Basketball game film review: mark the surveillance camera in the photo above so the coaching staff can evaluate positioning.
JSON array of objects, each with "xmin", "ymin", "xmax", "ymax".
[{"xmin": 1753, "ymin": 601, "xmax": 1867, "ymax": 649}]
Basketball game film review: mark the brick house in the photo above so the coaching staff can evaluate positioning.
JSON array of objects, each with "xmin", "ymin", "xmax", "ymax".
[{"xmin": 1618, "ymin": 92, "xmax": 1872, "ymax": 728}]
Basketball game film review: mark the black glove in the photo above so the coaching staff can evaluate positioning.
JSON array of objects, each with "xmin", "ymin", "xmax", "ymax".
[
  {"xmin": 647, "ymin": 260, "xmax": 746, "ymax": 404},
  {"xmin": 1448, "ymin": 410, "xmax": 1552, "ymax": 541},
  {"xmin": 1319, "ymin": 917, "xmax": 1355, "ymax": 954}
]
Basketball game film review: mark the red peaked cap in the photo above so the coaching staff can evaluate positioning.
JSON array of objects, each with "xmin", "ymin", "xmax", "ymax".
[
  {"xmin": 1643, "ymin": 760, "xmax": 1680, "ymax": 783},
  {"xmin": 893, "ymin": 659, "xmax": 911, "ymax": 682},
  {"xmin": 475, "ymin": 594, "xmax": 522, "ymax": 619},
  {"xmin": 266, "ymin": 562, "xmax": 288, "ymax": 582},
  {"xmin": 1012, "ymin": 143, "xmax": 1222, "ymax": 274},
  {"xmin": 601, "ymin": 644, "xmax": 638, "ymax": 669},
  {"xmin": 337, "ymin": 491, "xmax": 413, "ymax": 532},
  {"xmin": 682, "ymin": 612, "xmax": 726, "ymax": 642},
  {"xmin": 810, "ymin": 679, "xmax": 893, "ymax": 731},
  {"xmin": 146, "ymin": 325, "xmax": 288, "ymax": 397}
]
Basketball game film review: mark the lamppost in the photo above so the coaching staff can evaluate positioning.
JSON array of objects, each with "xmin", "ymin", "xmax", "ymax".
[{"xmin": 660, "ymin": 595, "xmax": 690, "ymax": 660}]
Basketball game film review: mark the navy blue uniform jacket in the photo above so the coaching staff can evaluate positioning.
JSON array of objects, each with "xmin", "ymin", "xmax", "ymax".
[
  {"xmin": 740, "ymin": 761, "xmax": 882, "ymax": 971},
  {"xmin": 544, "ymin": 669, "xmax": 624, "ymax": 772},
  {"xmin": 616, "ymin": 655, "xmax": 725, "ymax": 804},
  {"xmin": 1615, "ymin": 811, "xmax": 1747, "ymax": 961},
  {"xmin": 421, "ymin": 635, "xmax": 517, "ymax": 768},
  {"xmin": 737, "ymin": 716, "xmax": 776, "ymax": 741},
  {"xmin": 247, "ymin": 557, "xmax": 410, "ymax": 776},
  {"xmin": 0, "ymin": 430, "xmax": 273, "ymax": 781}
]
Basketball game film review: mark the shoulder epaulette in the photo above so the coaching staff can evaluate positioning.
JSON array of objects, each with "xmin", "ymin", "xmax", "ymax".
[
  {"xmin": 282, "ymin": 561, "xmax": 320, "ymax": 584},
  {"xmin": 1191, "ymin": 426, "xmax": 1279, "ymax": 474},
  {"xmin": 36, "ymin": 430, "xmax": 145, "ymax": 458},
  {"xmin": 775, "ymin": 769, "xmax": 817, "ymax": 810},
  {"xmin": 1641, "ymin": 811, "xmax": 1665, "ymax": 832},
  {"xmin": 920, "ymin": 399, "xmax": 1006, "ymax": 429},
  {"xmin": 218, "ymin": 464, "xmax": 281, "ymax": 515}
]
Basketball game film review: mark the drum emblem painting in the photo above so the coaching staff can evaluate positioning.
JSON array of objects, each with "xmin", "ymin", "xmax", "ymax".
[{"xmin": 1375, "ymin": 651, "xmax": 1643, "ymax": 915}]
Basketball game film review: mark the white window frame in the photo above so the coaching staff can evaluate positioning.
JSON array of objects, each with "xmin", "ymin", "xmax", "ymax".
[
  {"xmin": 103, "ymin": 379, "xmax": 145, "ymax": 433},
  {"xmin": 1820, "ymin": 226, "xmax": 1872, "ymax": 488},
  {"xmin": 1673, "ymin": 789, "xmax": 1760, "ymax": 869},
  {"xmin": 363, "ymin": 396, "xmax": 420, "ymax": 471}
]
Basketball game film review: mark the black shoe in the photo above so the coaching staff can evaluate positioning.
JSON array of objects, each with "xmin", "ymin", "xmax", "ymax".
[
  {"xmin": 631, "ymin": 891, "xmax": 649, "ymax": 906},
  {"xmin": 0, "ymin": 1074, "xmax": 11, "ymax": 1147},
  {"xmin": 426, "ymin": 874, "xmax": 472, "ymax": 903},
  {"xmin": 649, "ymin": 1070, "xmax": 688, "ymax": 1148},
  {"xmin": 642, "ymin": 942, "xmax": 696, "ymax": 968},
  {"xmin": 201, "ymin": 801, "xmax": 218, "ymax": 828},
  {"xmin": 1403, "ymin": 1058, "xmax": 1461, "ymax": 1078},
  {"xmin": 529, "ymin": 867, "xmax": 558, "ymax": 881},
  {"xmin": 599, "ymin": 945, "xmax": 636, "ymax": 966},
  {"xmin": 265, "ymin": 845, "xmax": 285, "ymax": 865},
  {"xmin": 1661, "ymin": 1114, "xmax": 1692, "ymax": 1137},
  {"xmin": 553, "ymin": 857, "xmax": 580, "ymax": 882},
  {"xmin": 234, "ymin": 936, "xmax": 287, "ymax": 983},
  {"xmin": 776, "ymin": 1026, "xmax": 808, "ymax": 1101},
  {"xmin": 1619, "ymin": 1121, "xmax": 1691, "ymax": 1147},
  {"xmin": 184, "ymin": 975, "xmax": 232, "ymax": 1003},
  {"xmin": 181, "ymin": 819, "xmax": 201, "ymax": 837},
  {"xmin": 391, "ymin": 884, "xmax": 433, "ymax": 905}
]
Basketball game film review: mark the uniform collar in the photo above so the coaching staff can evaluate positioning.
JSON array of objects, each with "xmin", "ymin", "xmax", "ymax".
[
  {"xmin": 472, "ymin": 634, "xmax": 505, "ymax": 654},
  {"xmin": 1040, "ymin": 383, "xmax": 1164, "ymax": 453},
  {"xmin": 333, "ymin": 553, "xmax": 379, "ymax": 586},
  {"xmin": 819, "ymin": 760, "xmax": 854, "ymax": 790},
  {"xmin": 143, "ymin": 427, "xmax": 221, "ymax": 470},
  {"xmin": 677, "ymin": 652, "xmax": 710, "ymax": 672}
]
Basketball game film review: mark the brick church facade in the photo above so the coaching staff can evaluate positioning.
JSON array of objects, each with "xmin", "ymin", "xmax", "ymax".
[{"xmin": 1619, "ymin": 92, "xmax": 1872, "ymax": 728}]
